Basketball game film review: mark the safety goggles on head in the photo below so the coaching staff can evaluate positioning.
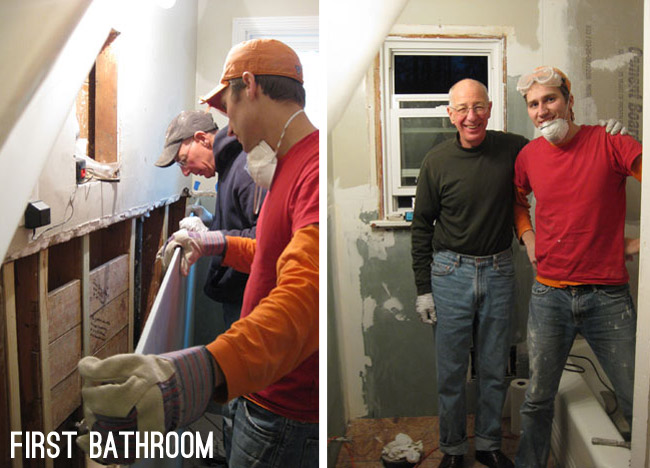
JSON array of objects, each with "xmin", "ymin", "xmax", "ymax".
[{"xmin": 516, "ymin": 66, "xmax": 569, "ymax": 96}]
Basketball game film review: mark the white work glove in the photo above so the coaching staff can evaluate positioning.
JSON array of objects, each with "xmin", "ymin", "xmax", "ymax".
[
  {"xmin": 185, "ymin": 204, "xmax": 214, "ymax": 226},
  {"xmin": 179, "ymin": 216, "xmax": 209, "ymax": 232},
  {"xmin": 599, "ymin": 118, "xmax": 628, "ymax": 136},
  {"xmin": 156, "ymin": 229, "xmax": 226, "ymax": 275},
  {"xmin": 76, "ymin": 346, "xmax": 217, "ymax": 465},
  {"xmin": 415, "ymin": 293, "xmax": 436, "ymax": 324},
  {"xmin": 382, "ymin": 433, "xmax": 423, "ymax": 464}
]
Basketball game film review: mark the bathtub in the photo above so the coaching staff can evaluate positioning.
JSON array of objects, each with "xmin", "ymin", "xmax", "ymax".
[{"xmin": 550, "ymin": 339, "xmax": 630, "ymax": 468}]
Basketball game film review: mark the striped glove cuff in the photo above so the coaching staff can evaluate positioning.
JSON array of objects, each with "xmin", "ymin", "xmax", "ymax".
[
  {"xmin": 188, "ymin": 230, "xmax": 226, "ymax": 258},
  {"xmin": 160, "ymin": 346, "xmax": 216, "ymax": 429}
]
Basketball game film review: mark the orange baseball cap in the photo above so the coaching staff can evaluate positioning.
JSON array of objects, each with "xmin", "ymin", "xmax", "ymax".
[{"xmin": 200, "ymin": 39, "xmax": 303, "ymax": 113}]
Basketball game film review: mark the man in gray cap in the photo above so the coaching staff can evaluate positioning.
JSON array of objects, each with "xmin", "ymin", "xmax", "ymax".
[{"xmin": 156, "ymin": 109, "xmax": 263, "ymax": 329}]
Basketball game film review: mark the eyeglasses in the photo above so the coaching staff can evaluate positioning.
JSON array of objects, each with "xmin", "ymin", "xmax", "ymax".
[
  {"xmin": 175, "ymin": 140, "xmax": 195, "ymax": 168},
  {"xmin": 449, "ymin": 104, "xmax": 489, "ymax": 116}
]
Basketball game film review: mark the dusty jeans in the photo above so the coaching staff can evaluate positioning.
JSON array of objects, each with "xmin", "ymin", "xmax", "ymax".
[{"xmin": 515, "ymin": 281, "xmax": 636, "ymax": 468}]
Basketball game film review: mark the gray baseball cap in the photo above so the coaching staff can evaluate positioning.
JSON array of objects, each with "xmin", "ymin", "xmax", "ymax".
[{"xmin": 155, "ymin": 111, "xmax": 218, "ymax": 167}]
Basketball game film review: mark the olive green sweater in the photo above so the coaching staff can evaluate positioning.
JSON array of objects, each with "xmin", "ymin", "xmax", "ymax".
[{"xmin": 411, "ymin": 130, "xmax": 528, "ymax": 295}]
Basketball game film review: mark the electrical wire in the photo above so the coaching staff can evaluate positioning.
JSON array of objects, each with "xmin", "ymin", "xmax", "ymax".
[
  {"xmin": 31, "ymin": 183, "xmax": 79, "ymax": 241},
  {"xmin": 565, "ymin": 353, "xmax": 618, "ymax": 416}
]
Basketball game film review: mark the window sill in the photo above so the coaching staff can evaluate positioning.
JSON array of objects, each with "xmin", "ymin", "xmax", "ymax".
[{"xmin": 370, "ymin": 219, "xmax": 412, "ymax": 230}]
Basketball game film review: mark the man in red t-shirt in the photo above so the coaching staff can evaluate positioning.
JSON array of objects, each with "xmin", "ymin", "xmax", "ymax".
[
  {"xmin": 76, "ymin": 39, "xmax": 318, "ymax": 467},
  {"xmin": 513, "ymin": 66, "xmax": 641, "ymax": 468}
]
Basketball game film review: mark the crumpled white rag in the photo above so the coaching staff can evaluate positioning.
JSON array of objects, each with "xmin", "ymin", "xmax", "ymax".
[{"xmin": 381, "ymin": 433, "xmax": 423, "ymax": 463}]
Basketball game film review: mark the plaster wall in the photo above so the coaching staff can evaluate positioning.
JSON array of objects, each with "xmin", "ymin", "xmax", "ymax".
[
  {"xmin": 329, "ymin": 0, "xmax": 643, "ymax": 420},
  {"xmin": 196, "ymin": 0, "xmax": 319, "ymax": 127},
  {"xmin": 4, "ymin": 1, "xmax": 199, "ymax": 260},
  {"xmin": 0, "ymin": 0, "xmax": 92, "ymax": 151}
]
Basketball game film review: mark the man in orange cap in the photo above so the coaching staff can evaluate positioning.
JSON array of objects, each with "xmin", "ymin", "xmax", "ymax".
[
  {"xmin": 76, "ymin": 39, "xmax": 319, "ymax": 467},
  {"xmin": 513, "ymin": 66, "xmax": 641, "ymax": 467}
]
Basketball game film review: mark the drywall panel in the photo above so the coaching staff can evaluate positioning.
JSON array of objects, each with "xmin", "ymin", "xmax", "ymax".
[
  {"xmin": 0, "ymin": 0, "xmax": 91, "ymax": 151},
  {"xmin": 135, "ymin": 248, "xmax": 187, "ymax": 355},
  {"xmin": 325, "ymin": 0, "xmax": 408, "ymax": 131},
  {"xmin": 3, "ymin": 0, "xmax": 198, "ymax": 263}
]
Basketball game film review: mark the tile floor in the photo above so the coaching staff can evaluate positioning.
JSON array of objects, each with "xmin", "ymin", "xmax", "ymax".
[{"xmin": 332, "ymin": 415, "xmax": 556, "ymax": 468}]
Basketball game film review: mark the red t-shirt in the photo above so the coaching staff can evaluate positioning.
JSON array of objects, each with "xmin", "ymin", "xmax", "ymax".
[{"xmin": 514, "ymin": 125, "xmax": 641, "ymax": 284}]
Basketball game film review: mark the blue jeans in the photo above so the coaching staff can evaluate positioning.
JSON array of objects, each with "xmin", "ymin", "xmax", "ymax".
[
  {"xmin": 224, "ymin": 397, "xmax": 318, "ymax": 468},
  {"xmin": 432, "ymin": 249, "xmax": 514, "ymax": 455},
  {"xmin": 515, "ymin": 281, "xmax": 636, "ymax": 468}
]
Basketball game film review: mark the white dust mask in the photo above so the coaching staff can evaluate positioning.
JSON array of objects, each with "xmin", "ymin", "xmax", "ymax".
[
  {"xmin": 246, "ymin": 108, "xmax": 304, "ymax": 213},
  {"xmin": 246, "ymin": 140, "xmax": 277, "ymax": 190},
  {"xmin": 539, "ymin": 118, "xmax": 569, "ymax": 144}
]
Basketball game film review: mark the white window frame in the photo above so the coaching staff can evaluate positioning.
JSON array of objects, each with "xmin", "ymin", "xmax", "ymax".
[
  {"xmin": 232, "ymin": 16, "xmax": 321, "ymax": 129},
  {"xmin": 233, "ymin": 16, "xmax": 318, "ymax": 50},
  {"xmin": 380, "ymin": 36, "xmax": 505, "ymax": 215}
]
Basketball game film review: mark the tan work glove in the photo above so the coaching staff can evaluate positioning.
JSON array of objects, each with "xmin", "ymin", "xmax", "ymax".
[
  {"xmin": 76, "ymin": 346, "xmax": 217, "ymax": 465},
  {"xmin": 156, "ymin": 229, "xmax": 226, "ymax": 275}
]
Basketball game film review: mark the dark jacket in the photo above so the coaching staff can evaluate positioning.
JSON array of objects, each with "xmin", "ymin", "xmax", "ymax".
[{"xmin": 203, "ymin": 126, "xmax": 266, "ymax": 303}]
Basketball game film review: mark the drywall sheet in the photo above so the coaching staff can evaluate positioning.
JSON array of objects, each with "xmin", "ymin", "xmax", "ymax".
[
  {"xmin": 132, "ymin": 247, "xmax": 186, "ymax": 468},
  {"xmin": 135, "ymin": 248, "xmax": 186, "ymax": 355}
]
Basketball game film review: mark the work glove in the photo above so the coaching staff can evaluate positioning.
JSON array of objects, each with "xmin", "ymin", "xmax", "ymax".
[
  {"xmin": 179, "ymin": 216, "xmax": 209, "ymax": 233},
  {"xmin": 415, "ymin": 293, "xmax": 436, "ymax": 324},
  {"xmin": 156, "ymin": 229, "xmax": 226, "ymax": 275},
  {"xmin": 76, "ymin": 346, "xmax": 217, "ymax": 465},
  {"xmin": 382, "ymin": 433, "xmax": 423, "ymax": 464},
  {"xmin": 185, "ymin": 204, "xmax": 214, "ymax": 226},
  {"xmin": 599, "ymin": 118, "xmax": 628, "ymax": 136}
]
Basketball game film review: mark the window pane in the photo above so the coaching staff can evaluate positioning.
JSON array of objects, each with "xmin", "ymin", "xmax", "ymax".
[
  {"xmin": 394, "ymin": 55, "xmax": 488, "ymax": 94},
  {"xmin": 400, "ymin": 117, "xmax": 456, "ymax": 186}
]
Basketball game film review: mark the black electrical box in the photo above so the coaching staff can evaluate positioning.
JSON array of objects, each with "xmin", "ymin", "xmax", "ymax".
[{"xmin": 25, "ymin": 201, "xmax": 51, "ymax": 229}]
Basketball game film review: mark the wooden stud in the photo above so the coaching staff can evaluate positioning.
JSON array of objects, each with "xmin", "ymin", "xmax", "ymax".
[
  {"xmin": 14, "ymin": 254, "xmax": 44, "ymax": 468},
  {"xmin": 38, "ymin": 252, "xmax": 53, "ymax": 468},
  {"xmin": 2, "ymin": 262, "xmax": 23, "ymax": 468},
  {"xmin": 0, "ymin": 264, "xmax": 9, "ymax": 467}
]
